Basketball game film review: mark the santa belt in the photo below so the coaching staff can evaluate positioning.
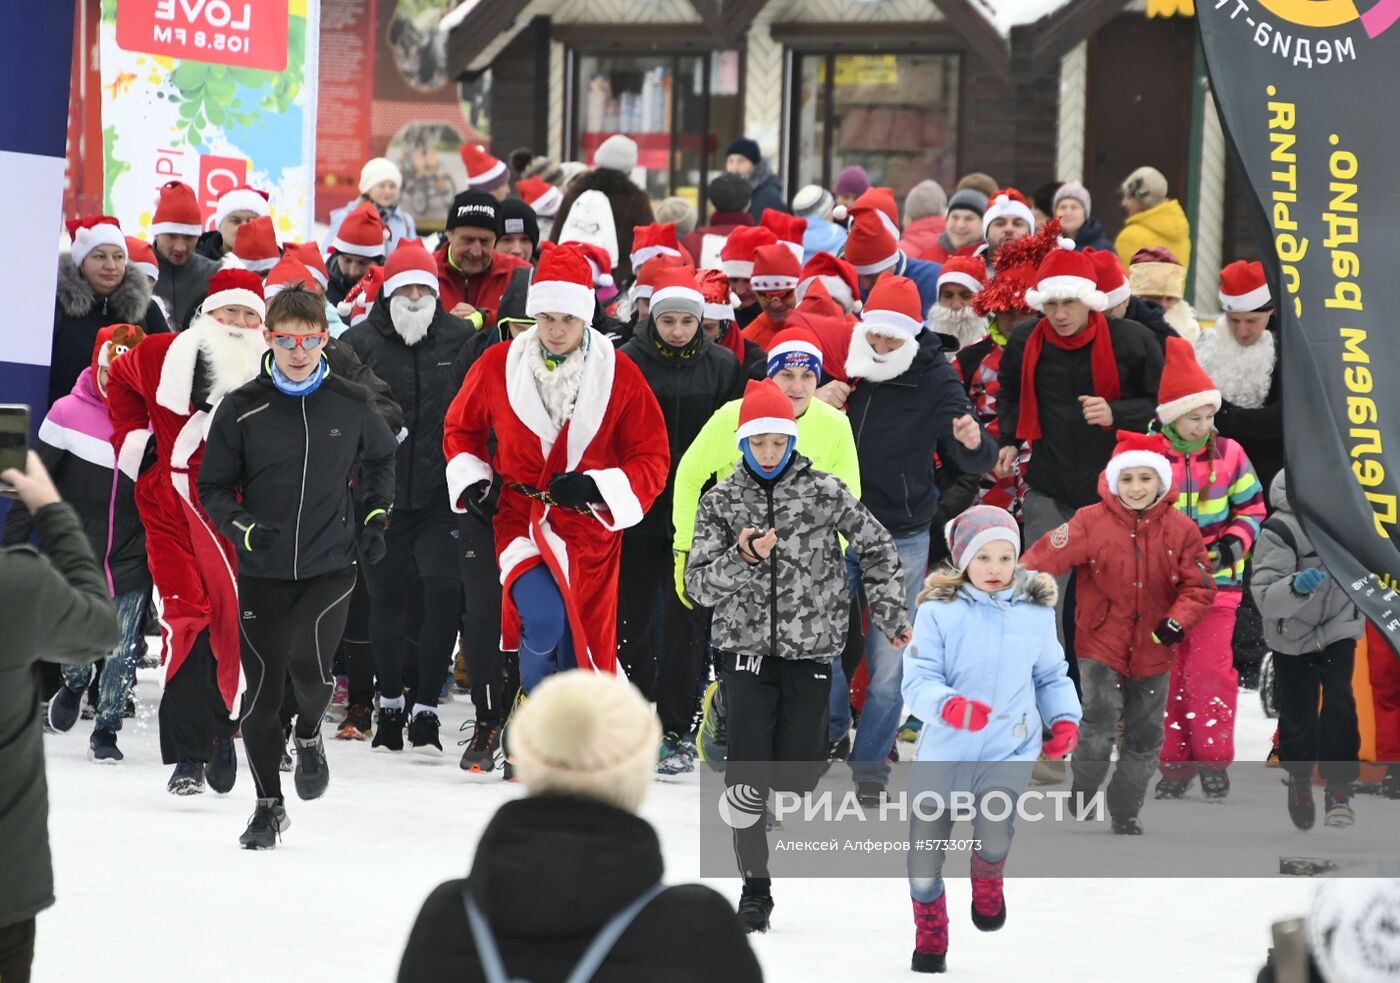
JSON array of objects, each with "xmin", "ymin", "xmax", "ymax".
[{"xmin": 507, "ymin": 481, "xmax": 592, "ymax": 515}]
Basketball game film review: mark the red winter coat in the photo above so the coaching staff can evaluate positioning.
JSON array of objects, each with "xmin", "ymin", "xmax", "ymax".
[
  {"xmin": 1023, "ymin": 483, "xmax": 1216, "ymax": 677},
  {"xmin": 435, "ymin": 247, "xmax": 531, "ymax": 327},
  {"xmin": 897, "ymin": 215, "xmax": 946, "ymax": 262},
  {"xmin": 442, "ymin": 330, "xmax": 669, "ymax": 670}
]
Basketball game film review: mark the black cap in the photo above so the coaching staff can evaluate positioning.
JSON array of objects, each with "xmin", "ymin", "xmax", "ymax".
[
  {"xmin": 497, "ymin": 198, "xmax": 540, "ymax": 250},
  {"xmin": 446, "ymin": 191, "xmax": 500, "ymax": 233}
]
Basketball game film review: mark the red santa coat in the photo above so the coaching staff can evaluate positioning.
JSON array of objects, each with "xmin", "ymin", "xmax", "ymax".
[
  {"xmin": 443, "ymin": 328, "xmax": 669, "ymax": 671},
  {"xmin": 106, "ymin": 329, "xmax": 249, "ymax": 712}
]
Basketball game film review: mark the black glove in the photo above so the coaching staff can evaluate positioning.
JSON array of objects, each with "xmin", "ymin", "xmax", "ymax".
[
  {"xmin": 241, "ymin": 521, "xmax": 280, "ymax": 552},
  {"xmin": 357, "ymin": 523, "xmax": 387, "ymax": 565},
  {"xmin": 1211, "ymin": 535, "xmax": 1244, "ymax": 576},
  {"xmin": 459, "ymin": 479, "xmax": 497, "ymax": 522},
  {"xmin": 548, "ymin": 471, "xmax": 601, "ymax": 508},
  {"xmin": 1152, "ymin": 618, "xmax": 1185, "ymax": 646}
]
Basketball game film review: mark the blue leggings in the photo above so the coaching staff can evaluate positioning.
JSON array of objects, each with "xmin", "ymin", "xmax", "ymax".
[{"xmin": 511, "ymin": 565, "xmax": 575, "ymax": 693}]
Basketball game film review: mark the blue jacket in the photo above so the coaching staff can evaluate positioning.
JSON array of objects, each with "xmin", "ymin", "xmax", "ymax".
[
  {"xmin": 859, "ymin": 251, "xmax": 942, "ymax": 314},
  {"xmin": 903, "ymin": 568, "xmax": 1080, "ymax": 763},
  {"xmin": 802, "ymin": 218, "xmax": 847, "ymax": 263}
]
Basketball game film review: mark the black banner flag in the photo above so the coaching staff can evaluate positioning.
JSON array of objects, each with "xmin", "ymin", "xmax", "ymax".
[{"xmin": 1198, "ymin": 0, "xmax": 1400, "ymax": 645}]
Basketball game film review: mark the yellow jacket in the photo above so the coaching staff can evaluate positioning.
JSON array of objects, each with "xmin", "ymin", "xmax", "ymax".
[{"xmin": 1115, "ymin": 198, "xmax": 1191, "ymax": 272}]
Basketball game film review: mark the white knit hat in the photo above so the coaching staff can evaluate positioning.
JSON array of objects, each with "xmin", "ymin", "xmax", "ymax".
[
  {"xmin": 358, "ymin": 157, "xmax": 402, "ymax": 195},
  {"xmin": 510, "ymin": 670, "xmax": 661, "ymax": 814}
]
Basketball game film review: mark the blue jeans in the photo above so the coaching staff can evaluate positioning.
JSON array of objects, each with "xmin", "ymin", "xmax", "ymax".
[
  {"xmin": 510, "ymin": 565, "xmax": 575, "ymax": 694},
  {"xmin": 848, "ymin": 528, "xmax": 929, "ymax": 786},
  {"xmin": 62, "ymin": 588, "xmax": 147, "ymax": 733}
]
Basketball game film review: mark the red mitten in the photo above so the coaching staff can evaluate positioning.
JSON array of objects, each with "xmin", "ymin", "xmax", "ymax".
[
  {"xmin": 940, "ymin": 696, "xmax": 992, "ymax": 732},
  {"xmin": 1041, "ymin": 720, "xmax": 1080, "ymax": 759}
]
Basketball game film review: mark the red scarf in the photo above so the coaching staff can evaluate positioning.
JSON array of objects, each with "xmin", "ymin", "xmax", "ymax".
[
  {"xmin": 715, "ymin": 319, "xmax": 747, "ymax": 362},
  {"xmin": 1016, "ymin": 310, "xmax": 1121, "ymax": 441}
]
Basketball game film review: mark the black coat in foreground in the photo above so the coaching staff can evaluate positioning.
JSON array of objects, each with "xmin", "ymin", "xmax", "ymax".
[{"xmin": 397, "ymin": 795, "xmax": 763, "ymax": 983}]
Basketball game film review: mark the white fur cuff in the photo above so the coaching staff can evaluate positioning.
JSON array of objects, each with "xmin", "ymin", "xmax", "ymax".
[
  {"xmin": 446, "ymin": 452, "xmax": 494, "ymax": 513},
  {"xmin": 585, "ymin": 467, "xmax": 644, "ymax": 531}
]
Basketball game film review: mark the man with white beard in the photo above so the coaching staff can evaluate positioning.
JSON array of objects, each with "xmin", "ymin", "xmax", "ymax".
[
  {"xmin": 927, "ymin": 256, "xmax": 990, "ymax": 352},
  {"xmin": 341, "ymin": 240, "xmax": 473, "ymax": 755},
  {"xmin": 1196, "ymin": 259, "xmax": 1284, "ymax": 491},
  {"xmin": 106, "ymin": 269, "xmax": 270, "ymax": 795}
]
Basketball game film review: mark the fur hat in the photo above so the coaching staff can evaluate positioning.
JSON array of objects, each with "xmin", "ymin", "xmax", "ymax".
[
  {"xmin": 945, "ymin": 505, "xmax": 1021, "ymax": 573},
  {"xmin": 509, "ymin": 670, "xmax": 661, "ymax": 814},
  {"xmin": 1105, "ymin": 430, "xmax": 1173, "ymax": 494},
  {"xmin": 1051, "ymin": 181, "xmax": 1091, "ymax": 216},
  {"xmin": 594, "ymin": 134, "xmax": 638, "ymax": 173},
  {"xmin": 1156, "ymin": 336, "xmax": 1221, "ymax": 425},
  {"xmin": 1128, "ymin": 247, "xmax": 1186, "ymax": 300},
  {"xmin": 1024, "ymin": 244, "xmax": 1108, "ymax": 312},
  {"xmin": 358, "ymin": 157, "xmax": 402, "ymax": 195},
  {"xmin": 1120, "ymin": 166, "xmax": 1168, "ymax": 208}
]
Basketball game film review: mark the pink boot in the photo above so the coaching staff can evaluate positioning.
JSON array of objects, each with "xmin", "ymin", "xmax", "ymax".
[
  {"xmin": 911, "ymin": 893, "xmax": 948, "ymax": 974},
  {"xmin": 970, "ymin": 853, "xmax": 1007, "ymax": 931}
]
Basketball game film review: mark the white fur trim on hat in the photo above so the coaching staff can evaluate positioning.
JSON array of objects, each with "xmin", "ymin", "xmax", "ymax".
[
  {"xmin": 983, "ymin": 194, "xmax": 1036, "ymax": 232},
  {"xmin": 861, "ymin": 308, "xmax": 923, "ymax": 339},
  {"xmin": 467, "ymin": 158, "xmax": 507, "ymax": 187},
  {"xmin": 133, "ymin": 260, "xmax": 159, "ymax": 282},
  {"xmin": 382, "ymin": 268, "xmax": 440, "ymax": 298},
  {"xmin": 722, "ymin": 260, "xmax": 754, "ymax": 279},
  {"xmin": 779, "ymin": 240, "xmax": 803, "ymax": 263},
  {"xmin": 952, "ymin": 526, "xmax": 1021, "ymax": 574},
  {"xmin": 330, "ymin": 236, "xmax": 385, "ymax": 259},
  {"xmin": 527, "ymin": 279, "xmax": 595, "ymax": 322},
  {"xmin": 1025, "ymin": 275, "xmax": 1108, "ymax": 312},
  {"xmin": 1156, "ymin": 388, "xmax": 1222, "ymax": 426},
  {"xmin": 703, "ymin": 302, "xmax": 734, "ymax": 321},
  {"xmin": 202, "ymin": 287, "xmax": 266, "ymax": 320},
  {"xmin": 1219, "ymin": 282, "xmax": 1271, "ymax": 312},
  {"xmin": 238, "ymin": 255, "xmax": 279, "ymax": 274},
  {"xmin": 769, "ymin": 338, "xmax": 823, "ymax": 363},
  {"xmin": 1105, "ymin": 449, "xmax": 1173, "ymax": 495},
  {"xmin": 528, "ymin": 184, "xmax": 563, "ymax": 216},
  {"xmin": 214, "ymin": 188, "xmax": 270, "ymax": 228},
  {"xmin": 736, "ymin": 416, "xmax": 799, "ymax": 442},
  {"xmin": 630, "ymin": 244, "xmax": 682, "ymax": 268},
  {"xmin": 70, "ymin": 223, "xmax": 127, "ymax": 267},
  {"xmin": 150, "ymin": 221, "xmax": 203, "ymax": 237},
  {"xmin": 649, "ymin": 283, "xmax": 703, "ymax": 310},
  {"xmin": 936, "ymin": 271, "xmax": 983, "ymax": 295},
  {"xmin": 1104, "ymin": 282, "xmax": 1132, "ymax": 309},
  {"xmin": 751, "ymin": 274, "xmax": 798, "ymax": 293},
  {"xmin": 850, "ymin": 252, "xmax": 898, "ymax": 276}
]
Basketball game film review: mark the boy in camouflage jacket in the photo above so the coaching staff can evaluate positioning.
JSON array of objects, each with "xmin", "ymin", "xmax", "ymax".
[{"xmin": 686, "ymin": 379, "xmax": 912, "ymax": 934}]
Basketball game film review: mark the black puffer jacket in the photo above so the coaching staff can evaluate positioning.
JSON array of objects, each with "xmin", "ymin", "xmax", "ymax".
[
  {"xmin": 154, "ymin": 250, "xmax": 218, "ymax": 330},
  {"xmin": 198, "ymin": 357, "xmax": 398, "ymax": 581},
  {"xmin": 51, "ymin": 256, "xmax": 169, "ymax": 408},
  {"xmin": 397, "ymin": 796, "xmax": 763, "ymax": 983},
  {"xmin": 618, "ymin": 319, "xmax": 745, "ymax": 538},
  {"xmin": 847, "ymin": 331, "xmax": 998, "ymax": 535},
  {"xmin": 1123, "ymin": 296, "xmax": 1178, "ymax": 350},
  {"xmin": 341, "ymin": 297, "xmax": 472, "ymax": 511}
]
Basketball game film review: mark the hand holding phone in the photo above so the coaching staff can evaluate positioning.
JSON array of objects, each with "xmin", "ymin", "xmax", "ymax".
[
  {"xmin": 0, "ymin": 404, "xmax": 32, "ymax": 497},
  {"xmin": 0, "ymin": 450, "xmax": 61, "ymax": 511}
]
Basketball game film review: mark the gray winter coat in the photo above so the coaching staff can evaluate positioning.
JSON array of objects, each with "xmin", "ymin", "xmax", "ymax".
[
  {"xmin": 155, "ymin": 249, "xmax": 219, "ymax": 330},
  {"xmin": 1249, "ymin": 471, "xmax": 1364, "ymax": 655},
  {"xmin": 686, "ymin": 455, "xmax": 907, "ymax": 662}
]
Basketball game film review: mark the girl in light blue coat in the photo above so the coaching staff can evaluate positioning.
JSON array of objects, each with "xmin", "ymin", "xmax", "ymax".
[{"xmin": 900, "ymin": 505, "xmax": 1081, "ymax": 974}]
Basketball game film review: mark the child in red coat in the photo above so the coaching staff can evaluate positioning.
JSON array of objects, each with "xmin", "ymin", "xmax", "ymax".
[{"xmin": 1023, "ymin": 431, "xmax": 1215, "ymax": 833}]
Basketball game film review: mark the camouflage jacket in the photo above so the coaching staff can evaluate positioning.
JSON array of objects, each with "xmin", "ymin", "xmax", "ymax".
[{"xmin": 686, "ymin": 455, "xmax": 908, "ymax": 663}]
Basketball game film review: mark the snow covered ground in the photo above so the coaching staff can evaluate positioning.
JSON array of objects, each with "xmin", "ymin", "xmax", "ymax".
[{"xmin": 35, "ymin": 670, "xmax": 1377, "ymax": 982}]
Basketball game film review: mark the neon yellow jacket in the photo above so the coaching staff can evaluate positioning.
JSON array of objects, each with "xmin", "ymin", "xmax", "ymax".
[{"xmin": 671, "ymin": 396, "xmax": 860, "ymax": 552}]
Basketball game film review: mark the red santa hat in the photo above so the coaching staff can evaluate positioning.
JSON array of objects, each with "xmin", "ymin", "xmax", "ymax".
[
  {"xmin": 1156, "ymin": 336, "xmax": 1222, "ymax": 425},
  {"xmin": 735, "ymin": 378, "xmax": 798, "ymax": 444},
  {"xmin": 630, "ymin": 223, "xmax": 684, "ymax": 272},
  {"xmin": 263, "ymin": 254, "xmax": 319, "ymax": 299},
  {"xmin": 760, "ymin": 210, "xmax": 808, "ymax": 264},
  {"xmin": 125, "ymin": 237, "xmax": 159, "ymax": 282},
  {"xmin": 720, "ymin": 225, "xmax": 778, "ymax": 279},
  {"xmin": 766, "ymin": 327, "xmax": 824, "ymax": 378},
  {"xmin": 461, "ymin": 144, "xmax": 507, "ymax": 190},
  {"xmin": 382, "ymin": 238, "xmax": 440, "ymax": 298},
  {"xmin": 230, "ymin": 215, "xmax": 280, "ymax": 274},
  {"xmin": 1024, "ymin": 244, "xmax": 1108, "ymax": 312},
  {"xmin": 695, "ymin": 268, "xmax": 737, "ymax": 321},
  {"xmin": 337, "ymin": 266, "xmax": 384, "ymax": 327},
  {"xmin": 751, "ymin": 244, "xmax": 801, "ymax": 294},
  {"xmin": 527, "ymin": 242, "xmax": 597, "ymax": 322},
  {"xmin": 517, "ymin": 176, "xmax": 563, "ymax": 218},
  {"xmin": 936, "ymin": 255, "xmax": 987, "ymax": 296},
  {"xmin": 798, "ymin": 252, "xmax": 861, "ymax": 313},
  {"xmin": 569, "ymin": 241, "xmax": 615, "ymax": 290},
  {"xmin": 1218, "ymin": 259, "xmax": 1272, "ymax": 312},
  {"xmin": 1104, "ymin": 429, "xmax": 1173, "ymax": 494},
  {"xmin": 647, "ymin": 267, "xmax": 705, "ymax": 321},
  {"xmin": 983, "ymin": 188, "xmax": 1036, "ymax": 232},
  {"xmin": 213, "ymin": 185, "xmax": 270, "ymax": 228},
  {"xmin": 1085, "ymin": 248, "xmax": 1131, "ymax": 309},
  {"xmin": 844, "ymin": 206, "xmax": 900, "ymax": 275},
  {"xmin": 288, "ymin": 242, "xmax": 330, "ymax": 290},
  {"xmin": 631, "ymin": 254, "xmax": 692, "ymax": 301},
  {"xmin": 971, "ymin": 217, "xmax": 1065, "ymax": 318},
  {"xmin": 861, "ymin": 274, "xmax": 925, "ymax": 339},
  {"xmin": 330, "ymin": 204, "xmax": 388, "ymax": 259},
  {"xmin": 202, "ymin": 268, "xmax": 267, "ymax": 320},
  {"xmin": 150, "ymin": 181, "xmax": 203, "ymax": 237},
  {"xmin": 91, "ymin": 323, "xmax": 147, "ymax": 399},
  {"xmin": 851, "ymin": 187, "xmax": 901, "ymax": 233},
  {"xmin": 67, "ymin": 216, "xmax": 126, "ymax": 267},
  {"xmin": 796, "ymin": 278, "xmax": 847, "ymax": 319}
]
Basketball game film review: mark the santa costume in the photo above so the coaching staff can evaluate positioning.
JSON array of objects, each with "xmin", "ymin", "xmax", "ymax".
[
  {"xmin": 106, "ymin": 269, "xmax": 267, "ymax": 784},
  {"xmin": 443, "ymin": 244, "xmax": 669, "ymax": 692}
]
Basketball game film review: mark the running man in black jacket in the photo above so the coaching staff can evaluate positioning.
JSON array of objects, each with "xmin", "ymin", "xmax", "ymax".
[{"xmin": 199, "ymin": 286, "xmax": 397, "ymax": 848}]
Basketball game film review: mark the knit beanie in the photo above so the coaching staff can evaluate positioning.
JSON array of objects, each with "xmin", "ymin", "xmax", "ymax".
[
  {"xmin": 1309, "ymin": 876, "xmax": 1400, "ymax": 983},
  {"xmin": 656, "ymin": 197, "xmax": 697, "ymax": 237},
  {"xmin": 726, "ymin": 137, "xmax": 761, "ymax": 165},
  {"xmin": 834, "ymin": 166, "xmax": 870, "ymax": 199},
  {"xmin": 946, "ymin": 188, "xmax": 988, "ymax": 219},
  {"xmin": 509, "ymin": 670, "xmax": 661, "ymax": 814},
  {"xmin": 791, "ymin": 185, "xmax": 835, "ymax": 220},
  {"xmin": 497, "ymin": 198, "xmax": 540, "ymax": 250},
  {"xmin": 903, "ymin": 180, "xmax": 948, "ymax": 225},
  {"xmin": 708, "ymin": 173, "xmax": 752, "ymax": 213},
  {"xmin": 595, "ymin": 134, "xmax": 639, "ymax": 173},
  {"xmin": 944, "ymin": 505, "xmax": 1021, "ymax": 574},
  {"xmin": 358, "ymin": 157, "xmax": 402, "ymax": 195},
  {"xmin": 1052, "ymin": 181, "xmax": 1091, "ymax": 216}
]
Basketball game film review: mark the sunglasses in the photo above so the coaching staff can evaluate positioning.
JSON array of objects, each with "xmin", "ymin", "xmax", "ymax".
[{"xmin": 268, "ymin": 332, "xmax": 329, "ymax": 351}]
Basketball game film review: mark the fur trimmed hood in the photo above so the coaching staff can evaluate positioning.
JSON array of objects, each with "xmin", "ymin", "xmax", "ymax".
[
  {"xmin": 57, "ymin": 253, "xmax": 156, "ymax": 322},
  {"xmin": 921, "ymin": 565, "xmax": 1058, "ymax": 607}
]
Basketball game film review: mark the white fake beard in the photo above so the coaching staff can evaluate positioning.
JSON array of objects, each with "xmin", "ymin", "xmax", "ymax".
[
  {"xmin": 190, "ymin": 313, "xmax": 266, "ymax": 396},
  {"xmin": 1195, "ymin": 323, "xmax": 1276, "ymax": 409},
  {"xmin": 1160, "ymin": 300, "xmax": 1201, "ymax": 344},
  {"xmin": 844, "ymin": 328, "xmax": 919, "ymax": 382},
  {"xmin": 927, "ymin": 305, "xmax": 988, "ymax": 350},
  {"xmin": 390, "ymin": 295, "xmax": 435, "ymax": 346},
  {"xmin": 525, "ymin": 338, "xmax": 588, "ymax": 429}
]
